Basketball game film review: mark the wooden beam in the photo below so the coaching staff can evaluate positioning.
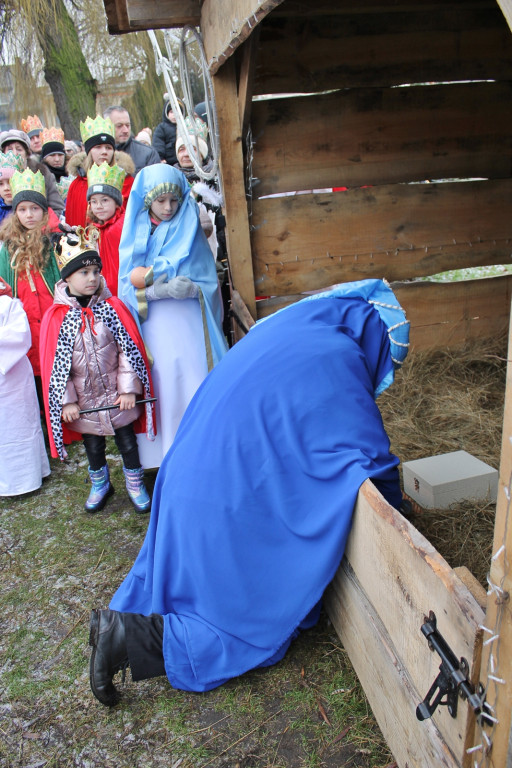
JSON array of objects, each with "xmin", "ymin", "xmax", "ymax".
[
  {"xmin": 213, "ymin": 57, "xmax": 256, "ymax": 319},
  {"xmin": 250, "ymin": 83, "xmax": 512, "ymax": 196},
  {"xmin": 201, "ymin": 0, "xmax": 285, "ymax": 74},
  {"xmin": 238, "ymin": 29, "xmax": 260, "ymax": 143},
  {"xmin": 101, "ymin": 0, "xmax": 200, "ymax": 33},
  {"xmin": 475, "ymin": 301, "xmax": 512, "ymax": 766},
  {"xmin": 250, "ymin": 181, "xmax": 512, "ymax": 297}
]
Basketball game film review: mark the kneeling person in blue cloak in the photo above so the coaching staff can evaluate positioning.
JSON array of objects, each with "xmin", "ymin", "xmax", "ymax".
[{"xmin": 89, "ymin": 278, "xmax": 410, "ymax": 706}]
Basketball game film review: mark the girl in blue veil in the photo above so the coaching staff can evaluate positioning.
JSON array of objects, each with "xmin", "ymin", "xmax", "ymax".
[
  {"xmin": 118, "ymin": 164, "xmax": 227, "ymax": 468},
  {"xmin": 89, "ymin": 279, "xmax": 409, "ymax": 706}
]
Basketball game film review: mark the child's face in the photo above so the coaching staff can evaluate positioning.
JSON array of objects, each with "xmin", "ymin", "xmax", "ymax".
[
  {"xmin": 0, "ymin": 177, "xmax": 13, "ymax": 204},
  {"xmin": 16, "ymin": 201, "xmax": 44, "ymax": 229},
  {"xmin": 150, "ymin": 193, "xmax": 179, "ymax": 223},
  {"xmin": 89, "ymin": 144, "xmax": 114, "ymax": 165},
  {"xmin": 65, "ymin": 264, "xmax": 102, "ymax": 297},
  {"xmin": 44, "ymin": 152, "xmax": 65, "ymax": 169},
  {"xmin": 89, "ymin": 193, "xmax": 117, "ymax": 223}
]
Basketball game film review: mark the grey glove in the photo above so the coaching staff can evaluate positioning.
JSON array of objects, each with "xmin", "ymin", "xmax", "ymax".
[{"xmin": 145, "ymin": 274, "xmax": 199, "ymax": 301}]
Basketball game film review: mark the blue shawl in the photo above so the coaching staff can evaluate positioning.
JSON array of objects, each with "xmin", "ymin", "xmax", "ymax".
[
  {"xmin": 111, "ymin": 280, "xmax": 409, "ymax": 691},
  {"xmin": 118, "ymin": 164, "xmax": 227, "ymax": 365}
]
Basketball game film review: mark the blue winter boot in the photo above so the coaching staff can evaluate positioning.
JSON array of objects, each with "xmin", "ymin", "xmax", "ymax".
[
  {"xmin": 85, "ymin": 465, "xmax": 114, "ymax": 512},
  {"xmin": 123, "ymin": 467, "xmax": 151, "ymax": 513}
]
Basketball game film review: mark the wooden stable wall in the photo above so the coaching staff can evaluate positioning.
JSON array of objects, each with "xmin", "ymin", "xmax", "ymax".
[{"xmin": 222, "ymin": 0, "xmax": 512, "ymax": 349}]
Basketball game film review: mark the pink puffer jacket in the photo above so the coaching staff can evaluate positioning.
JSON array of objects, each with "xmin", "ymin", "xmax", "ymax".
[{"xmin": 54, "ymin": 279, "xmax": 143, "ymax": 436}]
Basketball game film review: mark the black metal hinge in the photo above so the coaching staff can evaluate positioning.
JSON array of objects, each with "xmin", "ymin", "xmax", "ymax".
[{"xmin": 416, "ymin": 611, "xmax": 486, "ymax": 722}]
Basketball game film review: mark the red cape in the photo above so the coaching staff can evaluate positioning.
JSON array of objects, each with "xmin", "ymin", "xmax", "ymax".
[
  {"xmin": 40, "ymin": 295, "xmax": 155, "ymax": 459},
  {"xmin": 92, "ymin": 208, "xmax": 125, "ymax": 297}
]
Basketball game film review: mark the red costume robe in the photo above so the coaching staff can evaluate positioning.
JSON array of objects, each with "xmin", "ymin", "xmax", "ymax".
[{"xmin": 90, "ymin": 208, "xmax": 125, "ymax": 297}]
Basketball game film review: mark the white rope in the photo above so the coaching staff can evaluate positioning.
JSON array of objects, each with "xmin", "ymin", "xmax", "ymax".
[{"xmin": 147, "ymin": 28, "xmax": 220, "ymax": 183}]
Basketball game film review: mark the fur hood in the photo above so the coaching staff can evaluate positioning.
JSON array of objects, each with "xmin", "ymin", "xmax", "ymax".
[{"xmin": 66, "ymin": 150, "xmax": 136, "ymax": 179}]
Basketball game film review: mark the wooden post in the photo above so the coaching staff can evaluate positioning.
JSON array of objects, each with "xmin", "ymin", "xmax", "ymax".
[
  {"xmin": 212, "ymin": 55, "xmax": 256, "ymax": 319},
  {"xmin": 473, "ymin": 304, "xmax": 512, "ymax": 767}
]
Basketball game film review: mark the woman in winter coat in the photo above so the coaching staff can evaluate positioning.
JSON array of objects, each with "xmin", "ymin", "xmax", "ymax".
[
  {"xmin": 65, "ymin": 115, "xmax": 135, "ymax": 229},
  {"xmin": 40, "ymin": 230, "xmax": 155, "ymax": 514}
]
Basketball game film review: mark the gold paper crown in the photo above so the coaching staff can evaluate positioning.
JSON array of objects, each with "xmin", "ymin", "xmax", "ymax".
[
  {"xmin": 80, "ymin": 115, "xmax": 114, "ymax": 144},
  {"xmin": 10, "ymin": 168, "xmax": 46, "ymax": 199},
  {"xmin": 0, "ymin": 150, "xmax": 25, "ymax": 174},
  {"xmin": 20, "ymin": 115, "xmax": 43, "ymax": 134},
  {"xmin": 56, "ymin": 226, "xmax": 99, "ymax": 273},
  {"xmin": 87, "ymin": 161, "xmax": 126, "ymax": 192},
  {"xmin": 41, "ymin": 127, "xmax": 65, "ymax": 147}
]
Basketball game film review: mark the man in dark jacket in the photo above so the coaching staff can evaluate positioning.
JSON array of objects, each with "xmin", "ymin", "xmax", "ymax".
[{"xmin": 103, "ymin": 107, "xmax": 161, "ymax": 175}]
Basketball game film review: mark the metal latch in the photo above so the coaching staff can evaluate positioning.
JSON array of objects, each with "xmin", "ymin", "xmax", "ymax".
[{"xmin": 416, "ymin": 611, "xmax": 484, "ymax": 722}]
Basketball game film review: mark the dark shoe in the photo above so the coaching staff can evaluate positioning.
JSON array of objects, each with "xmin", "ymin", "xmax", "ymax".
[{"xmin": 89, "ymin": 609, "xmax": 129, "ymax": 706}]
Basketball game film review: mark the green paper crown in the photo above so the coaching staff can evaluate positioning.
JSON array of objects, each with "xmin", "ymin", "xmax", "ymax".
[
  {"xmin": 87, "ymin": 161, "xmax": 126, "ymax": 192},
  {"xmin": 10, "ymin": 168, "xmax": 46, "ymax": 199},
  {"xmin": 56, "ymin": 175, "xmax": 73, "ymax": 200},
  {"xmin": 80, "ymin": 115, "xmax": 114, "ymax": 144},
  {"xmin": 0, "ymin": 151, "xmax": 25, "ymax": 173},
  {"xmin": 56, "ymin": 226, "xmax": 99, "ymax": 273}
]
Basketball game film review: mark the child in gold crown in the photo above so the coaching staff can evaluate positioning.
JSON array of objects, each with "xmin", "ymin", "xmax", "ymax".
[
  {"xmin": 40, "ymin": 229, "xmax": 155, "ymax": 513},
  {"xmin": 65, "ymin": 115, "xmax": 134, "ymax": 229},
  {"xmin": 0, "ymin": 168, "xmax": 61, "ymax": 388},
  {"xmin": 86, "ymin": 162, "xmax": 127, "ymax": 296}
]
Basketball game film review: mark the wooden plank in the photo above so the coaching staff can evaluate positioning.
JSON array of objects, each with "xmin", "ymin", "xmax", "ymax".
[
  {"xmin": 126, "ymin": 0, "xmax": 200, "ymax": 28},
  {"xmin": 254, "ymin": 5, "xmax": 512, "ymax": 93},
  {"xmin": 201, "ymin": 0, "xmax": 285, "ymax": 74},
  {"xmin": 254, "ymin": 276, "xmax": 512, "ymax": 351},
  {"xmin": 474, "ymin": 303, "xmax": 512, "ymax": 766},
  {"xmin": 238, "ymin": 28, "xmax": 260, "ymax": 142},
  {"xmin": 213, "ymin": 57, "xmax": 257, "ymax": 319},
  {"xmin": 101, "ymin": 0, "xmax": 200, "ymax": 32},
  {"xmin": 250, "ymin": 83, "xmax": 512, "ymax": 196},
  {"xmin": 325, "ymin": 480, "xmax": 485, "ymax": 768},
  {"xmin": 250, "ymin": 181, "xmax": 512, "ymax": 296}
]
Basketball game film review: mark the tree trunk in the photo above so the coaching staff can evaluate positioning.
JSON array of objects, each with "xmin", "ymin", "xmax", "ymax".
[{"xmin": 35, "ymin": 0, "xmax": 97, "ymax": 137}]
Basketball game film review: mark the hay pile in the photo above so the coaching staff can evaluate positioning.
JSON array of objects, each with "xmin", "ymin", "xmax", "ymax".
[{"xmin": 378, "ymin": 335, "xmax": 507, "ymax": 587}]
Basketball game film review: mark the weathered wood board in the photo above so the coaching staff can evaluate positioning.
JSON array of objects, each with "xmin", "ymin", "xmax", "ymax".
[
  {"xmin": 324, "ymin": 480, "xmax": 485, "ymax": 768},
  {"xmin": 255, "ymin": 276, "xmax": 512, "ymax": 351},
  {"xmin": 250, "ymin": 82, "xmax": 512, "ymax": 196},
  {"xmin": 250, "ymin": 181, "xmax": 512, "ymax": 296},
  {"xmin": 254, "ymin": 3, "xmax": 512, "ymax": 93}
]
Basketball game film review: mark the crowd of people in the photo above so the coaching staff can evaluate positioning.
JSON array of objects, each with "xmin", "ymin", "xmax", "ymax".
[{"xmin": 0, "ymin": 99, "xmax": 228, "ymax": 507}]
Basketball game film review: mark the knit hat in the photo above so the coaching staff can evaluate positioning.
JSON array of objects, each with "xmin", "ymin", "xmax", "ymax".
[
  {"xmin": 176, "ymin": 134, "xmax": 208, "ymax": 162},
  {"xmin": 86, "ymin": 162, "xmax": 126, "ymax": 206},
  {"xmin": 135, "ymin": 130, "xmax": 152, "ymax": 146},
  {"xmin": 0, "ymin": 129, "xmax": 31, "ymax": 155},
  {"xmin": 0, "ymin": 150, "xmax": 25, "ymax": 179},
  {"xmin": 41, "ymin": 127, "xmax": 65, "ymax": 160},
  {"xmin": 56, "ymin": 227, "xmax": 102, "ymax": 279},
  {"xmin": 20, "ymin": 115, "xmax": 43, "ymax": 138},
  {"xmin": 80, "ymin": 115, "xmax": 116, "ymax": 155},
  {"xmin": 10, "ymin": 168, "xmax": 47, "ymax": 211}
]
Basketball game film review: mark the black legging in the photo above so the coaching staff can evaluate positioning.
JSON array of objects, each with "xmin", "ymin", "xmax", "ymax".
[
  {"xmin": 83, "ymin": 424, "xmax": 140, "ymax": 471},
  {"xmin": 124, "ymin": 613, "xmax": 166, "ymax": 681}
]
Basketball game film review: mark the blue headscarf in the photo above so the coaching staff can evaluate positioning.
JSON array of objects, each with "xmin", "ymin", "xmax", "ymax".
[{"xmin": 118, "ymin": 164, "xmax": 226, "ymax": 365}]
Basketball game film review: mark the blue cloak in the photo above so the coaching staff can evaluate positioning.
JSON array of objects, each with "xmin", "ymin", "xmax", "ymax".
[{"xmin": 111, "ymin": 280, "xmax": 409, "ymax": 691}]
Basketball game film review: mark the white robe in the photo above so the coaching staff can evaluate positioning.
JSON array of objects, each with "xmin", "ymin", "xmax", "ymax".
[
  {"xmin": 0, "ymin": 295, "xmax": 50, "ymax": 495},
  {"xmin": 137, "ymin": 296, "xmax": 208, "ymax": 469}
]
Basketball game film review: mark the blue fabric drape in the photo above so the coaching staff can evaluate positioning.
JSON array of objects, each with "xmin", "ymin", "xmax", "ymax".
[
  {"xmin": 111, "ymin": 281, "xmax": 409, "ymax": 691},
  {"xmin": 117, "ymin": 164, "xmax": 226, "ymax": 365}
]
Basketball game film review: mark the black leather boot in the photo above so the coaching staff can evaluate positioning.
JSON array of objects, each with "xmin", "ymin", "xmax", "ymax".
[{"xmin": 89, "ymin": 609, "xmax": 129, "ymax": 706}]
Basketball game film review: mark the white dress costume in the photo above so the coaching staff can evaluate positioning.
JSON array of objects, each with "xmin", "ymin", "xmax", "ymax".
[{"xmin": 0, "ymin": 294, "xmax": 50, "ymax": 495}]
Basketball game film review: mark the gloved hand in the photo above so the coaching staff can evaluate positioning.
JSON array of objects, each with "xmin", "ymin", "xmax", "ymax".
[
  {"xmin": 145, "ymin": 274, "xmax": 199, "ymax": 301},
  {"xmin": 165, "ymin": 276, "xmax": 199, "ymax": 299}
]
